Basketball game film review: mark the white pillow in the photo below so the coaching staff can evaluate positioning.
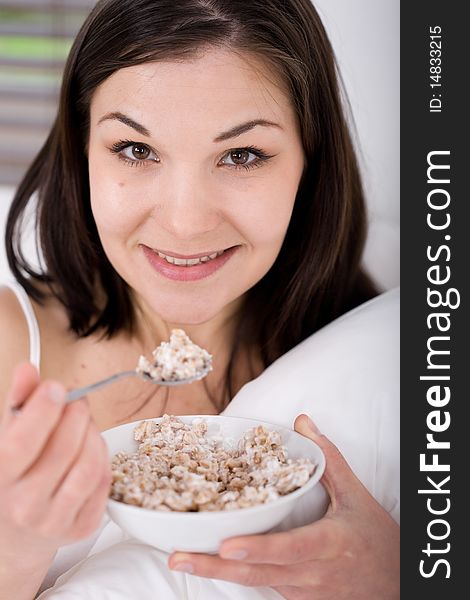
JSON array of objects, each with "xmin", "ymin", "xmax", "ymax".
[{"xmin": 223, "ymin": 287, "xmax": 400, "ymax": 523}]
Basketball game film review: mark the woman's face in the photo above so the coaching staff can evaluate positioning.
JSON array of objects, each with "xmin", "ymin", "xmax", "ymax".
[{"xmin": 88, "ymin": 48, "xmax": 305, "ymax": 325}]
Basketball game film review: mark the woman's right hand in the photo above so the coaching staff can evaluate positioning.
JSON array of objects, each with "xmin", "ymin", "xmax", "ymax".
[{"xmin": 0, "ymin": 363, "xmax": 112, "ymax": 571}]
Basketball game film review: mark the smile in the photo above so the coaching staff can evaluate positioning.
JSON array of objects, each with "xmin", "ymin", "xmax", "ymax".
[
  {"xmin": 141, "ymin": 244, "xmax": 240, "ymax": 282},
  {"xmin": 155, "ymin": 250, "xmax": 225, "ymax": 267}
]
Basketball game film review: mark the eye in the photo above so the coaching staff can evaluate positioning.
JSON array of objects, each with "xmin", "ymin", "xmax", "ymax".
[
  {"xmin": 124, "ymin": 144, "xmax": 152, "ymax": 160},
  {"xmin": 219, "ymin": 146, "xmax": 274, "ymax": 171},
  {"xmin": 225, "ymin": 149, "xmax": 253, "ymax": 165},
  {"xmin": 110, "ymin": 140, "xmax": 159, "ymax": 166}
]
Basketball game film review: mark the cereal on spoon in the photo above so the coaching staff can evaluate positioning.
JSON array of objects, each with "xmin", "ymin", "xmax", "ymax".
[{"xmin": 136, "ymin": 329, "xmax": 213, "ymax": 382}]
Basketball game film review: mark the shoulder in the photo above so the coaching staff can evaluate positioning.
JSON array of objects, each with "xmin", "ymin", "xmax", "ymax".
[
  {"xmin": 0, "ymin": 282, "xmax": 70, "ymax": 408},
  {"xmin": 0, "ymin": 285, "xmax": 31, "ymax": 412},
  {"xmin": 0, "ymin": 285, "xmax": 31, "ymax": 361}
]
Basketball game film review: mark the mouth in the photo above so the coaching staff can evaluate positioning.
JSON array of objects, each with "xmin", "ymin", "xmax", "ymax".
[
  {"xmin": 141, "ymin": 244, "xmax": 240, "ymax": 282},
  {"xmin": 153, "ymin": 248, "xmax": 228, "ymax": 267}
]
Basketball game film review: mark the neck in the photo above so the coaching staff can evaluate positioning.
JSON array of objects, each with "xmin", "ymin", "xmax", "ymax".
[
  {"xmin": 130, "ymin": 293, "xmax": 245, "ymax": 371},
  {"xmin": 130, "ymin": 295, "xmax": 248, "ymax": 413}
]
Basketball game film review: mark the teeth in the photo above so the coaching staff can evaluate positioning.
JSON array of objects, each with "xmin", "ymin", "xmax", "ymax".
[{"xmin": 156, "ymin": 249, "xmax": 226, "ymax": 266}]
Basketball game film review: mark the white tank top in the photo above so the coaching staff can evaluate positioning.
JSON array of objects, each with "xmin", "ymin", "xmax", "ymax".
[{"xmin": 4, "ymin": 280, "xmax": 41, "ymax": 370}]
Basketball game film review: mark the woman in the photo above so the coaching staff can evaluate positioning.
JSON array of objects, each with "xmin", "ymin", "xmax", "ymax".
[{"xmin": 0, "ymin": 0, "xmax": 399, "ymax": 598}]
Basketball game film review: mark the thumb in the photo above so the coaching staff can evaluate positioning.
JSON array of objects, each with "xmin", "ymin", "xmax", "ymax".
[{"xmin": 294, "ymin": 413, "xmax": 365, "ymax": 511}]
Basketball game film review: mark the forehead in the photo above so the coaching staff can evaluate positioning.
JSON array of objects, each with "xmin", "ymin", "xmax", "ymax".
[{"xmin": 90, "ymin": 48, "xmax": 297, "ymax": 131}]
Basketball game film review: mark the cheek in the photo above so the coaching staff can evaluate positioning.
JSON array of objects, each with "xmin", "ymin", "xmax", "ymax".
[
  {"xmin": 229, "ymin": 178, "xmax": 297, "ymax": 252},
  {"xmin": 89, "ymin": 165, "xmax": 138, "ymax": 238}
]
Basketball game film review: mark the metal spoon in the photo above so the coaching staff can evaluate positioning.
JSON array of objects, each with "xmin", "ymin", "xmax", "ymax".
[
  {"xmin": 10, "ymin": 363, "xmax": 212, "ymax": 415},
  {"xmin": 65, "ymin": 364, "xmax": 212, "ymax": 403}
]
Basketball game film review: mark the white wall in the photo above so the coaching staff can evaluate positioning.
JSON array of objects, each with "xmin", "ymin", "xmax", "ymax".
[
  {"xmin": 314, "ymin": 0, "xmax": 400, "ymax": 289},
  {"xmin": 0, "ymin": 0, "xmax": 399, "ymax": 289},
  {"xmin": 0, "ymin": 185, "xmax": 39, "ymax": 280}
]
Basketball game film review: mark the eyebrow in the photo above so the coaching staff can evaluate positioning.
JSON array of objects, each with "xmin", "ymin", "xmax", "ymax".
[
  {"xmin": 213, "ymin": 119, "xmax": 282, "ymax": 142},
  {"xmin": 97, "ymin": 112, "xmax": 282, "ymax": 141},
  {"xmin": 98, "ymin": 112, "xmax": 151, "ymax": 136}
]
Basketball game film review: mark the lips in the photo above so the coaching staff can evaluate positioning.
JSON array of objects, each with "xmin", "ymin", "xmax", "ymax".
[{"xmin": 141, "ymin": 244, "xmax": 239, "ymax": 282}]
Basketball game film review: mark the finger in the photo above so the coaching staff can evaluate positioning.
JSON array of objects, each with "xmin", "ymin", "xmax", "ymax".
[
  {"xmin": 2, "ymin": 362, "xmax": 40, "ymax": 426},
  {"xmin": 294, "ymin": 414, "xmax": 365, "ymax": 508},
  {"xmin": 20, "ymin": 400, "xmax": 91, "ymax": 498},
  {"xmin": 0, "ymin": 380, "xmax": 66, "ymax": 482},
  {"xmin": 219, "ymin": 518, "xmax": 344, "ymax": 564},
  {"xmin": 169, "ymin": 552, "xmax": 312, "ymax": 588},
  {"xmin": 10, "ymin": 401, "xmax": 92, "ymax": 527},
  {"xmin": 49, "ymin": 423, "xmax": 108, "ymax": 530},
  {"xmin": 69, "ymin": 466, "xmax": 112, "ymax": 541},
  {"xmin": 36, "ymin": 465, "xmax": 111, "ymax": 542},
  {"xmin": 38, "ymin": 430, "xmax": 110, "ymax": 541}
]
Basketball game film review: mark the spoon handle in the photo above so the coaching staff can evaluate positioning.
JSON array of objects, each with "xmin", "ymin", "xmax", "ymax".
[
  {"xmin": 65, "ymin": 370, "xmax": 138, "ymax": 402},
  {"xmin": 11, "ymin": 364, "xmax": 210, "ymax": 416}
]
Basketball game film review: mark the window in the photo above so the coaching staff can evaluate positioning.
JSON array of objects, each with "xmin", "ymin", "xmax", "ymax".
[{"xmin": 0, "ymin": 0, "xmax": 95, "ymax": 186}]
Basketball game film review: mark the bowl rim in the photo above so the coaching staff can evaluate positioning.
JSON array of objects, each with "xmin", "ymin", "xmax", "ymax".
[{"xmin": 103, "ymin": 414, "xmax": 326, "ymax": 519}]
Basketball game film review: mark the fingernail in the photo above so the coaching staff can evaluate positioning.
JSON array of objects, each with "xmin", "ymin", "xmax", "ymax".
[
  {"xmin": 172, "ymin": 562, "xmax": 194, "ymax": 574},
  {"xmin": 47, "ymin": 382, "xmax": 65, "ymax": 403},
  {"xmin": 221, "ymin": 548, "xmax": 248, "ymax": 560},
  {"xmin": 306, "ymin": 415, "xmax": 321, "ymax": 435}
]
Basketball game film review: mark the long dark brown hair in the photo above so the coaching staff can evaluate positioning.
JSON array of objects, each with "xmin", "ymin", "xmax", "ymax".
[{"xmin": 5, "ymin": 0, "xmax": 376, "ymax": 405}]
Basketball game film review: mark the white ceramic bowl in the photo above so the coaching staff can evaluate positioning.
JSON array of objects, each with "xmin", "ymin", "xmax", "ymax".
[{"xmin": 102, "ymin": 415, "xmax": 325, "ymax": 554}]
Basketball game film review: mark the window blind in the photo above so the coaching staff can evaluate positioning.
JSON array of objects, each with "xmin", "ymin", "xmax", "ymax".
[{"xmin": 0, "ymin": 0, "xmax": 95, "ymax": 186}]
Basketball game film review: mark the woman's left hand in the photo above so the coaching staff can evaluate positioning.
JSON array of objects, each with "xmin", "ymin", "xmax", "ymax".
[{"xmin": 168, "ymin": 414, "xmax": 399, "ymax": 599}]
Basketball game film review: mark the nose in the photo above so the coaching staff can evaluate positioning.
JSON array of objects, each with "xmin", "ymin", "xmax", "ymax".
[{"xmin": 155, "ymin": 164, "xmax": 222, "ymax": 240}]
